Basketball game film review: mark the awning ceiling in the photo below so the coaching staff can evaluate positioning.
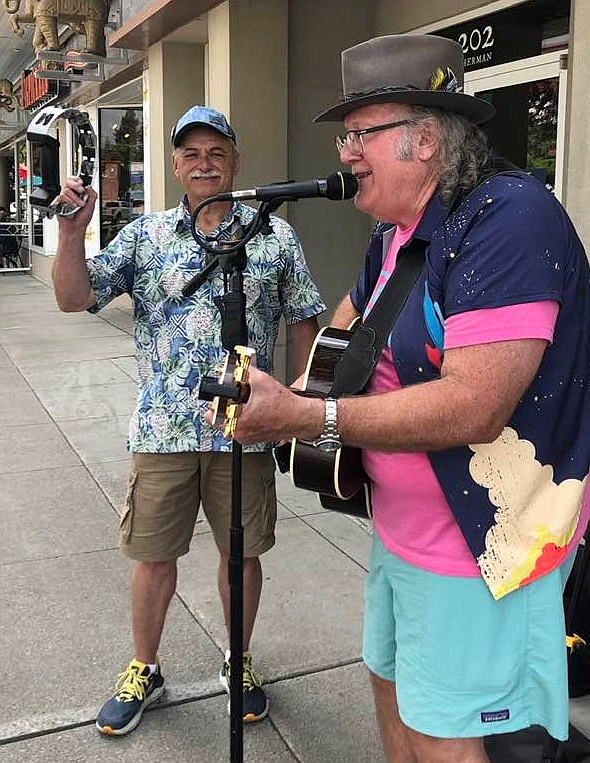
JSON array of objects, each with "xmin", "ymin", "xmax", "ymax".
[{"xmin": 108, "ymin": 0, "xmax": 219, "ymax": 50}]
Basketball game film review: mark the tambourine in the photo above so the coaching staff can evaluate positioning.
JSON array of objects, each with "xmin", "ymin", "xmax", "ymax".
[{"xmin": 26, "ymin": 105, "xmax": 97, "ymax": 219}]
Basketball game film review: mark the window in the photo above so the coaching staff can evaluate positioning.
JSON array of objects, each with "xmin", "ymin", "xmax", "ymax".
[
  {"xmin": 2, "ymin": 152, "xmax": 16, "ymax": 219},
  {"xmin": 29, "ymin": 141, "xmax": 44, "ymax": 246},
  {"xmin": 15, "ymin": 140, "xmax": 27, "ymax": 224},
  {"xmin": 99, "ymin": 107, "xmax": 144, "ymax": 248}
]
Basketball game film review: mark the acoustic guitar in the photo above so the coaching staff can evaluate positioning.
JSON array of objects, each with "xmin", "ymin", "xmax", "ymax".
[
  {"xmin": 288, "ymin": 322, "xmax": 372, "ymax": 519},
  {"xmin": 201, "ymin": 336, "xmax": 371, "ymax": 518}
]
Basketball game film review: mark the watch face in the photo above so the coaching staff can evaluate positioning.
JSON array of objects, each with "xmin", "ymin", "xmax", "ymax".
[{"xmin": 316, "ymin": 440, "xmax": 341, "ymax": 453}]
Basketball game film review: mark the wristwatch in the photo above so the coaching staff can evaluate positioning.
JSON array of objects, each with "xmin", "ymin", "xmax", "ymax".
[{"xmin": 313, "ymin": 397, "xmax": 341, "ymax": 452}]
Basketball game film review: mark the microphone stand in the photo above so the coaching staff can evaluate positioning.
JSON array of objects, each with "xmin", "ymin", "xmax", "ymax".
[{"xmin": 184, "ymin": 193, "xmax": 288, "ymax": 763}]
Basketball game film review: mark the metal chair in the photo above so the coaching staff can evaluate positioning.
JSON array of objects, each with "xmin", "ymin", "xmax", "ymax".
[{"xmin": 0, "ymin": 223, "xmax": 24, "ymax": 269}]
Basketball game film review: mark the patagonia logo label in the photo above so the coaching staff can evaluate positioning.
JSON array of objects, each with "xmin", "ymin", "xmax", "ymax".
[{"xmin": 481, "ymin": 709, "xmax": 510, "ymax": 723}]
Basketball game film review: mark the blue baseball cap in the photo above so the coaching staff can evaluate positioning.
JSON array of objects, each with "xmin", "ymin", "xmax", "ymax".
[{"xmin": 170, "ymin": 105, "xmax": 237, "ymax": 147}]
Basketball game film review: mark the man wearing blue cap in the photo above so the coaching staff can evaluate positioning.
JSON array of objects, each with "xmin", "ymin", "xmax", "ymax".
[{"xmin": 52, "ymin": 105, "xmax": 325, "ymax": 735}]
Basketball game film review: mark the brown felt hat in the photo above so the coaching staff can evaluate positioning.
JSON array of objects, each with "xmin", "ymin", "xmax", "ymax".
[{"xmin": 314, "ymin": 34, "xmax": 495, "ymax": 125}]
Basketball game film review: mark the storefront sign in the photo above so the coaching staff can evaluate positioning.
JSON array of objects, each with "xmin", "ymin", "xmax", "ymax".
[
  {"xmin": 434, "ymin": 0, "xmax": 570, "ymax": 72},
  {"xmin": 20, "ymin": 65, "xmax": 58, "ymax": 111},
  {"xmin": 436, "ymin": 16, "xmax": 540, "ymax": 72},
  {"xmin": 457, "ymin": 24, "xmax": 496, "ymax": 68}
]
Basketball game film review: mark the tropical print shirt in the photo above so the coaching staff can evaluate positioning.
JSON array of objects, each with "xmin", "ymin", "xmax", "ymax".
[
  {"xmin": 351, "ymin": 172, "xmax": 590, "ymax": 599},
  {"xmin": 87, "ymin": 199, "xmax": 325, "ymax": 453}
]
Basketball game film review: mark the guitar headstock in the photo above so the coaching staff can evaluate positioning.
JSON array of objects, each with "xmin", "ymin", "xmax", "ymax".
[{"xmin": 206, "ymin": 345, "xmax": 256, "ymax": 438}]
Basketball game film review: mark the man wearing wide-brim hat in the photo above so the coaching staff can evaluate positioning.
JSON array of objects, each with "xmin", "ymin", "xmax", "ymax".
[{"xmin": 212, "ymin": 33, "xmax": 590, "ymax": 763}]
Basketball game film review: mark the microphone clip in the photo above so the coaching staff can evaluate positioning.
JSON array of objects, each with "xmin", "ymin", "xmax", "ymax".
[
  {"xmin": 182, "ymin": 194, "xmax": 292, "ymax": 299},
  {"xmin": 182, "ymin": 214, "xmax": 257, "ymax": 298}
]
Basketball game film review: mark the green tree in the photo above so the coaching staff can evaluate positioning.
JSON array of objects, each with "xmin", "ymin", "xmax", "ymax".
[{"xmin": 527, "ymin": 80, "xmax": 558, "ymax": 188}]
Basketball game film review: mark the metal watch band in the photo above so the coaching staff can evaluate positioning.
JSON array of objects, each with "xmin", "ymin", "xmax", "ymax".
[
  {"xmin": 323, "ymin": 397, "xmax": 339, "ymax": 439},
  {"xmin": 314, "ymin": 397, "xmax": 341, "ymax": 451}
]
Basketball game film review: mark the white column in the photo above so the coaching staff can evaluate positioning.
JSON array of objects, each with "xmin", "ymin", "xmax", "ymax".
[{"xmin": 146, "ymin": 41, "xmax": 205, "ymax": 212}]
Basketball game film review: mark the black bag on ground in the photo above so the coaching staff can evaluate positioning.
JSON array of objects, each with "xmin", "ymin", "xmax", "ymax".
[
  {"xmin": 485, "ymin": 528, "xmax": 590, "ymax": 763},
  {"xmin": 485, "ymin": 725, "xmax": 590, "ymax": 763},
  {"xmin": 564, "ymin": 530, "xmax": 590, "ymax": 698}
]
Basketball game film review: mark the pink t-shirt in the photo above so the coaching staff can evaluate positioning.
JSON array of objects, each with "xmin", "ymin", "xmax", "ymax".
[{"xmin": 363, "ymin": 221, "xmax": 560, "ymax": 576}]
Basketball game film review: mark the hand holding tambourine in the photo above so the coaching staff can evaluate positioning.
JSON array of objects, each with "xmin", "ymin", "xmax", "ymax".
[{"xmin": 26, "ymin": 106, "xmax": 97, "ymax": 221}]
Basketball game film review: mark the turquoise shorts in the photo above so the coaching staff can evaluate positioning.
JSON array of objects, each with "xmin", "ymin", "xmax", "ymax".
[{"xmin": 363, "ymin": 533, "xmax": 575, "ymax": 740}]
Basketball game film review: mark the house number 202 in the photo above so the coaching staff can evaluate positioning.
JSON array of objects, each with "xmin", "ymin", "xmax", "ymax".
[{"xmin": 458, "ymin": 26, "xmax": 494, "ymax": 53}]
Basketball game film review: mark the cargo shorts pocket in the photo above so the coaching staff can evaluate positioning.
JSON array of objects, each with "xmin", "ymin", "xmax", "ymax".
[{"xmin": 119, "ymin": 471, "xmax": 138, "ymax": 543}]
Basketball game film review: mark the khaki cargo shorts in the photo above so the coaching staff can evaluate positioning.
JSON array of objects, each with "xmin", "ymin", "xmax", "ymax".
[{"xmin": 119, "ymin": 452, "xmax": 277, "ymax": 561}]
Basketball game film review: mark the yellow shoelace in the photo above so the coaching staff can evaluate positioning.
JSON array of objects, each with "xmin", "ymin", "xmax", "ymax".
[
  {"xmin": 242, "ymin": 655, "xmax": 262, "ymax": 689},
  {"xmin": 226, "ymin": 654, "xmax": 262, "ymax": 689},
  {"xmin": 115, "ymin": 661, "xmax": 151, "ymax": 703}
]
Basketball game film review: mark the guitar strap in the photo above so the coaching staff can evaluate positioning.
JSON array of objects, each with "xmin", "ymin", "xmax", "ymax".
[{"xmin": 329, "ymin": 237, "xmax": 427, "ymax": 398}]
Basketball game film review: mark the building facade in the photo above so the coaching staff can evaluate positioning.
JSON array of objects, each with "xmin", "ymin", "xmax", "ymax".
[{"xmin": 0, "ymin": 0, "xmax": 588, "ymax": 376}]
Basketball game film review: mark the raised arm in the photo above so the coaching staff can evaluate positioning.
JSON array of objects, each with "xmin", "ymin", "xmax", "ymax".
[{"xmin": 52, "ymin": 177, "xmax": 97, "ymax": 312}]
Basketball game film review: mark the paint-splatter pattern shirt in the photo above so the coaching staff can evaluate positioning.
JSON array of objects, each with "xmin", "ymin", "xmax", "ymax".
[{"xmin": 351, "ymin": 172, "xmax": 590, "ymax": 599}]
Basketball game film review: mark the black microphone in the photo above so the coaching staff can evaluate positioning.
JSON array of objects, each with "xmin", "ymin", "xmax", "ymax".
[{"xmin": 215, "ymin": 171, "xmax": 358, "ymax": 202}]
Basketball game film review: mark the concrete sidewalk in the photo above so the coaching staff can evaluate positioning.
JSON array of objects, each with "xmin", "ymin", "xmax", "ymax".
[
  {"xmin": 1, "ymin": 274, "xmax": 588, "ymax": 763},
  {"xmin": 0, "ymin": 273, "xmax": 380, "ymax": 763}
]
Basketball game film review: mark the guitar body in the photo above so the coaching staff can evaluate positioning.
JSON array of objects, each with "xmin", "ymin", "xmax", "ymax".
[
  {"xmin": 289, "ymin": 324, "xmax": 372, "ymax": 519},
  {"xmin": 319, "ymin": 485, "xmax": 371, "ymax": 517}
]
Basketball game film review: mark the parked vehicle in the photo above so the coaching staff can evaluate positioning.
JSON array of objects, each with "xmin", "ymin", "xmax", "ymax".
[{"xmin": 103, "ymin": 200, "xmax": 133, "ymax": 225}]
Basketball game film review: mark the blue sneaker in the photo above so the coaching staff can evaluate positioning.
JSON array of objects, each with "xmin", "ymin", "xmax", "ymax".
[
  {"xmin": 219, "ymin": 651, "xmax": 268, "ymax": 722},
  {"xmin": 96, "ymin": 659, "xmax": 165, "ymax": 735}
]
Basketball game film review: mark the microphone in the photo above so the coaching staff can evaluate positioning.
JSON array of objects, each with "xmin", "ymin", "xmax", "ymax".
[
  {"xmin": 181, "ymin": 172, "xmax": 357, "ymax": 299},
  {"xmin": 216, "ymin": 171, "xmax": 358, "ymax": 202}
]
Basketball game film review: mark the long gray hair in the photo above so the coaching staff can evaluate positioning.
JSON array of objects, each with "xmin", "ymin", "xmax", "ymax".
[{"xmin": 398, "ymin": 106, "xmax": 495, "ymax": 204}]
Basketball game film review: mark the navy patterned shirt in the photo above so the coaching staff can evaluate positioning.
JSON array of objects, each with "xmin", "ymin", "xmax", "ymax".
[{"xmin": 352, "ymin": 172, "xmax": 590, "ymax": 598}]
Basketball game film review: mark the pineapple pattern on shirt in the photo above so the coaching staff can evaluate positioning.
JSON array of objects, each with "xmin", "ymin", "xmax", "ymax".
[{"xmin": 87, "ymin": 199, "xmax": 325, "ymax": 453}]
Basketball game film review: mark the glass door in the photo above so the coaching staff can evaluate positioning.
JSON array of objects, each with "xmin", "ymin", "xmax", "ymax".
[
  {"xmin": 464, "ymin": 51, "xmax": 567, "ymax": 200},
  {"xmin": 98, "ymin": 107, "xmax": 144, "ymax": 248},
  {"xmin": 0, "ymin": 140, "xmax": 30, "ymax": 272}
]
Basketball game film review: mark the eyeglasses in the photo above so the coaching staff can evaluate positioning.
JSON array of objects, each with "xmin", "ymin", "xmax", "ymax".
[{"xmin": 334, "ymin": 119, "xmax": 412, "ymax": 157}]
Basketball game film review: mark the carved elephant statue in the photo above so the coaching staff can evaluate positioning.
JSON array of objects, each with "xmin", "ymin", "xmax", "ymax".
[
  {"xmin": 0, "ymin": 79, "xmax": 19, "ymax": 112},
  {"xmin": 2, "ymin": 0, "xmax": 31, "ymax": 36},
  {"xmin": 2, "ymin": 0, "xmax": 111, "ymax": 57}
]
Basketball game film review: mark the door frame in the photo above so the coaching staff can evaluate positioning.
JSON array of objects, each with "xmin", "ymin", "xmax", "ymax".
[{"xmin": 464, "ymin": 50, "xmax": 568, "ymax": 199}]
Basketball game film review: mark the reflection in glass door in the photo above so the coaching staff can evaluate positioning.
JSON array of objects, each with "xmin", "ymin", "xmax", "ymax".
[
  {"xmin": 465, "ymin": 52, "xmax": 566, "ymax": 200},
  {"xmin": 98, "ymin": 107, "xmax": 144, "ymax": 248}
]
